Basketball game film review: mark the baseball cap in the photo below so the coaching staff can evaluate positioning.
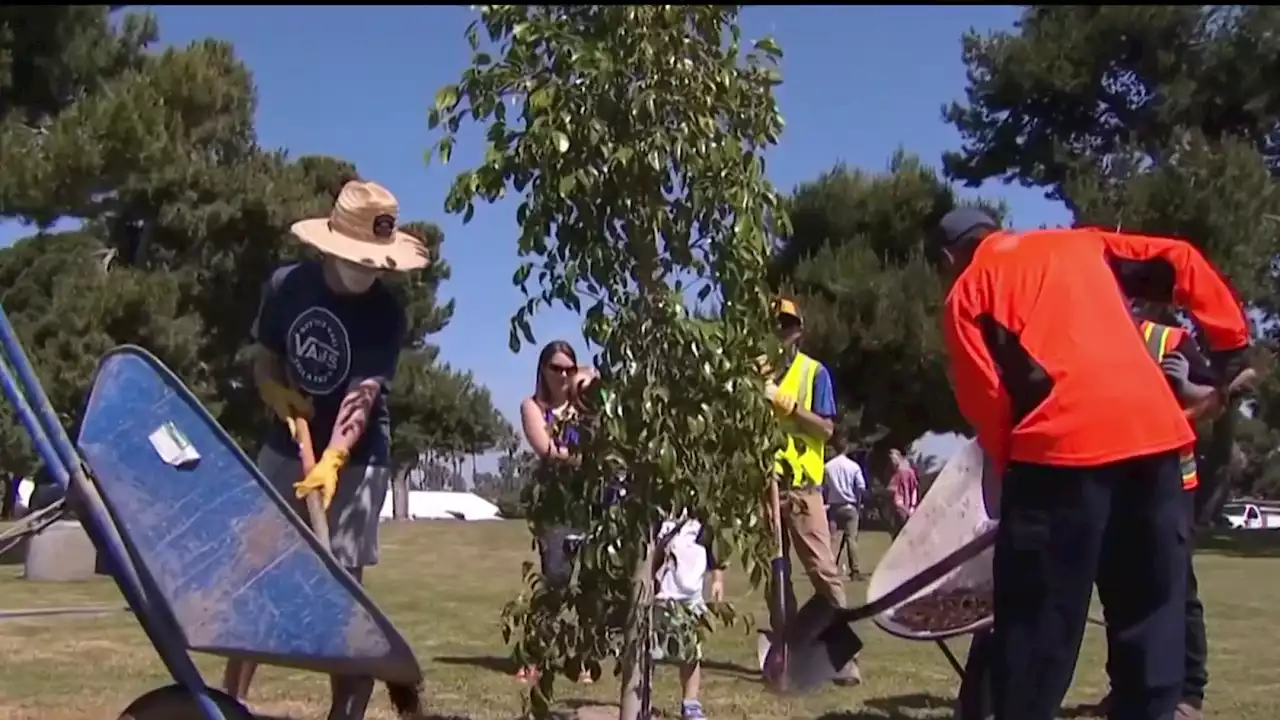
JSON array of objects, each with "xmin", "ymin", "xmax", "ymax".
[
  {"xmin": 936, "ymin": 208, "xmax": 999, "ymax": 249},
  {"xmin": 777, "ymin": 298, "xmax": 803, "ymax": 323}
]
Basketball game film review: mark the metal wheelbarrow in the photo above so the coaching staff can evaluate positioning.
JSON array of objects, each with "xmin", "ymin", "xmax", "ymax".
[
  {"xmin": 757, "ymin": 440, "xmax": 1002, "ymax": 719},
  {"xmin": 0, "ymin": 304, "xmax": 423, "ymax": 719}
]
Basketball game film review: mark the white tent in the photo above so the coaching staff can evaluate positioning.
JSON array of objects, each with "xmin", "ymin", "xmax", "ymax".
[
  {"xmin": 14, "ymin": 478, "xmax": 34, "ymax": 517},
  {"xmin": 379, "ymin": 490, "xmax": 502, "ymax": 521}
]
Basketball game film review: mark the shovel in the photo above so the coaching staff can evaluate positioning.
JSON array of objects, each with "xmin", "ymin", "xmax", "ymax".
[
  {"xmin": 290, "ymin": 416, "xmax": 331, "ymax": 551},
  {"xmin": 222, "ymin": 416, "xmax": 330, "ymax": 700},
  {"xmin": 292, "ymin": 417, "xmax": 425, "ymax": 718},
  {"xmin": 1192, "ymin": 367, "xmax": 1258, "ymax": 527},
  {"xmin": 759, "ymin": 478, "xmax": 867, "ymax": 694},
  {"xmin": 760, "ymin": 479, "xmax": 791, "ymax": 688}
]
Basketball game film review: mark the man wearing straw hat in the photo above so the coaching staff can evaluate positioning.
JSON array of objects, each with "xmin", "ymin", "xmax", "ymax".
[{"xmin": 221, "ymin": 180, "xmax": 428, "ymax": 720}]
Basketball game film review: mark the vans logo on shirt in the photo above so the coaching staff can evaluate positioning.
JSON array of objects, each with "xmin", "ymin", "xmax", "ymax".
[{"xmin": 287, "ymin": 306, "xmax": 351, "ymax": 395}]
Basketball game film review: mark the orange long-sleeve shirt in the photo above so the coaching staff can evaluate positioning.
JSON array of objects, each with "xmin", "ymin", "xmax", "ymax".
[{"xmin": 942, "ymin": 228, "xmax": 1250, "ymax": 475}]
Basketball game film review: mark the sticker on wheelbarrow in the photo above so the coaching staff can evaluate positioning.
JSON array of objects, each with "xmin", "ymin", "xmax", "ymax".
[{"xmin": 148, "ymin": 421, "xmax": 201, "ymax": 467}]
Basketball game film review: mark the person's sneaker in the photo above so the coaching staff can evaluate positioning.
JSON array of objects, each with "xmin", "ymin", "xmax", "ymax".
[
  {"xmin": 1175, "ymin": 701, "xmax": 1203, "ymax": 720},
  {"xmin": 849, "ymin": 571, "xmax": 868, "ymax": 582},
  {"xmin": 681, "ymin": 700, "xmax": 707, "ymax": 719},
  {"xmin": 514, "ymin": 666, "xmax": 539, "ymax": 684},
  {"xmin": 833, "ymin": 658, "xmax": 862, "ymax": 687}
]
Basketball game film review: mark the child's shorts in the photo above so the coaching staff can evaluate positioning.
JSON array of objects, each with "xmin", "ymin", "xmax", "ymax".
[{"xmin": 652, "ymin": 599, "xmax": 706, "ymax": 662}]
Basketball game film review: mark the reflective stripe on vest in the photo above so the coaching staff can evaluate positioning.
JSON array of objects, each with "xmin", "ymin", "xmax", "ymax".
[
  {"xmin": 1140, "ymin": 321, "xmax": 1198, "ymax": 490},
  {"xmin": 772, "ymin": 352, "xmax": 827, "ymax": 487},
  {"xmin": 1141, "ymin": 321, "xmax": 1173, "ymax": 361}
]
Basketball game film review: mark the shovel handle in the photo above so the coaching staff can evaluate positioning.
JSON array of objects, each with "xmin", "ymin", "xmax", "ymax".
[
  {"xmin": 767, "ymin": 479, "xmax": 785, "ymax": 558},
  {"xmin": 291, "ymin": 417, "xmax": 331, "ymax": 552},
  {"xmin": 1228, "ymin": 367, "xmax": 1258, "ymax": 396},
  {"xmin": 1184, "ymin": 367, "xmax": 1259, "ymax": 421}
]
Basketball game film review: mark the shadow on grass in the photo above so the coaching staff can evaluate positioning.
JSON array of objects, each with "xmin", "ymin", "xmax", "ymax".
[
  {"xmin": 1196, "ymin": 528, "xmax": 1280, "ymax": 558},
  {"xmin": 816, "ymin": 694, "xmax": 1108, "ymax": 720},
  {"xmin": 687, "ymin": 657, "xmax": 758, "ymax": 678},
  {"xmin": 816, "ymin": 692, "xmax": 953, "ymax": 719},
  {"xmin": 434, "ymin": 653, "xmax": 761, "ymax": 682},
  {"xmin": 252, "ymin": 711, "xmax": 472, "ymax": 720},
  {"xmin": 434, "ymin": 654, "xmax": 517, "ymax": 675}
]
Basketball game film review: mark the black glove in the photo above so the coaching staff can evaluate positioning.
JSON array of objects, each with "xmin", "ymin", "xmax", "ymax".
[{"xmin": 1160, "ymin": 351, "xmax": 1190, "ymax": 394}]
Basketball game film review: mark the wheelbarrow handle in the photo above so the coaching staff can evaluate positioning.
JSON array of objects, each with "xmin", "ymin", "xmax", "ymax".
[
  {"xmin": 835, "ymin": 530, "xmax": 996, "ymax": 625},
  {"xmin": 291, "ymin": 417, "xmax": 331, "ymax": 552}
]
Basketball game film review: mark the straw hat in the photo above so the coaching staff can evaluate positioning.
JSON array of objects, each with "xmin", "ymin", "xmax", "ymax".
[{"xmin": 291, "ymin": 181, "xmax": 429, "ymax": 271}]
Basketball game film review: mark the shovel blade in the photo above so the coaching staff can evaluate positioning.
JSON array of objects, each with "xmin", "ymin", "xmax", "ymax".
[{"xmin": 759, "ymin": 595, "xmax": 863, "ymax": 695}]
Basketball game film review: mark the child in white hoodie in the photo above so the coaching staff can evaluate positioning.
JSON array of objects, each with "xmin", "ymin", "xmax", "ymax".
[{"xmin": 652, "ymin": 517, "xmax": 726, "ymax": 720}]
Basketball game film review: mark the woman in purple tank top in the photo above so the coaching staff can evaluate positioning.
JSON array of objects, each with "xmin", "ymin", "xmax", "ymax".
[{"xmin": 517, "ymin": 340, "xmax": 597, "ymax": 684}]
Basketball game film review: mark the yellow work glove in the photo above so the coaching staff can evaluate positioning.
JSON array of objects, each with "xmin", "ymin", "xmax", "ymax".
[
  {"xmin": 258, "ymin": 378, "xmax": 313, "ymax": 436},
  {"xmin": 294, "ymin": 447, "xmax": 348, "ymax": 510},
  {"xmin": 765, "ymin": 382, "xmax": 797, "ymax": 416}
]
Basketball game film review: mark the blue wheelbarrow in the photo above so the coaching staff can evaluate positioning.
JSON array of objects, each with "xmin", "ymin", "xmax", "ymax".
[{"xmin": 0, "ymin": 305, "xmax": 424, "ymax": 720}]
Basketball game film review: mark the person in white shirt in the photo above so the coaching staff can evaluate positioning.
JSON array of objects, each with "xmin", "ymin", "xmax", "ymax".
[
  {"xmin": 823, "ymin": 443, "xmax": 868, "ymax": 581},
  {"xmin": 653, "ymin": 517, "xmax": 726, "ymax": 720}
]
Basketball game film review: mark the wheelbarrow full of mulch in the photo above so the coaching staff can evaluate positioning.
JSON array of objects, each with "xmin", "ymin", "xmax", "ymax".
[{"xmin": 759, "ymin": 439, "xmax": 1003, "ymax": 720}]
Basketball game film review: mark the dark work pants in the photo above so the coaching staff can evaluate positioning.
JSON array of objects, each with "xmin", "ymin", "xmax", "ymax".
[
  {"xmin": 991, "ymin": 452, "xmax": 1188, "ymax": 720},
  {"xmin": 1183, "ymin": 492, "xmax": 1207, "ymax": 706}
]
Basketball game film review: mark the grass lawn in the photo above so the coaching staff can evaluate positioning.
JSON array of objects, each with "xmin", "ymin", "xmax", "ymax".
[{"xmin": 0, "ymin": 521, "xmax": 1277, "ymax": 719}]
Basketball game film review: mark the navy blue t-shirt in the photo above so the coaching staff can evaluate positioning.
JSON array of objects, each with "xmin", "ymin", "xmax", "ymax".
[{"xmin": 251, "ymin": 261, "xmax": 405, "ymax": 466}]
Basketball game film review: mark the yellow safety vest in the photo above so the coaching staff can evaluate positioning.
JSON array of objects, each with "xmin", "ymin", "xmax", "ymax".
[
  {"xmin": 1139, "ymin": 321, "xmax": 1198, "ymax": 490},
  {"xmin": 772, "ymin": 351, "xmax": 827, "ymax": 487}
]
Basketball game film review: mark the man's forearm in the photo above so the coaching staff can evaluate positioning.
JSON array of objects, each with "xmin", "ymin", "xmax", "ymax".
[
  {"xmin": 327, "ymin": 379, "xmax": 380, "ymax": 454},
  {"xmin": 1181, "ymin": 382, "xmax": 1225, "ymax": 421},
  {"xmin": 791, "ymin": 408, "xmax": 834, "ymax": 439}
]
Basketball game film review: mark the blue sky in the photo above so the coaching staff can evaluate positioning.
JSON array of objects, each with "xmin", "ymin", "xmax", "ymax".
[{"xmin": 2, "ymin": 6, "xmax": 1073, "ymax": 467}]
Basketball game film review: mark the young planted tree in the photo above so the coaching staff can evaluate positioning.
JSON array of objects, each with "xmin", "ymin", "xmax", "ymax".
[{"xmin": 430, "ymin": 6, "xmax": 785, "ymax": 718}]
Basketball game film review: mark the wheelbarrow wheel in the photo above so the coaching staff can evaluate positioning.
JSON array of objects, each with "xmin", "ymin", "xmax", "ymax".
[{"xmin": 118, "ymin": 684, "xmax": 254, "ymax": 720}]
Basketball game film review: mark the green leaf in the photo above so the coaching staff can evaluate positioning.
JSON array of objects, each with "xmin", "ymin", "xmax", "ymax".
[
  {"xmin": 753, "ymin": 36, "xmax": 783, "ymax": 58},
  {"xmin": 437, "ymin": 135, "xmax": 455, "ymax": 165},
  {"xmin": 530, "ymin": 86, "xmax": 555, "ymax": 110},
  {"xmin": 434, "ymin": 84, "xmax": 460, "ymax": 112},
  {"xmin": 551, "ymin": 130, "xmax": 570, "ymax": 154}
]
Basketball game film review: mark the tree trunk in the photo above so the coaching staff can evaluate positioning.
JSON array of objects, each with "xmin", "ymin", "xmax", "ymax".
[
  {"xmin": 617, "ymin": 535, "xmax": 655, "ymax": 720},
  {"xmin": 392, "ymin": 467, "xmax": 410, "ymax": 521}
]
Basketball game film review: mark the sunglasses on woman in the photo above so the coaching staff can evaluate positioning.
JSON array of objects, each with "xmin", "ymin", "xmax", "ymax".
[{"xmin": 546, "ymin": 362, "xmax": 576, "ymax": 376}]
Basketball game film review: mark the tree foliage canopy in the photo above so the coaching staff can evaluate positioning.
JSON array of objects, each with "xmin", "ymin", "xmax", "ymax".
[
  {"xmin": 944, "ymin": 6, "xmax": 1280, "ymax": 208},
  {"xmin": 0, "ymin": 6, "xmax": 508, "ymax": 481}
]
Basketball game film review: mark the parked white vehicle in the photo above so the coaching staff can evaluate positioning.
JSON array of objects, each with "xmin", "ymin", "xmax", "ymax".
[{"xmin": 1221, "ymin": 501, "xmax": 1280, "ymax": 530}]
